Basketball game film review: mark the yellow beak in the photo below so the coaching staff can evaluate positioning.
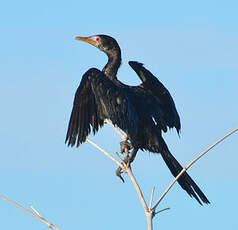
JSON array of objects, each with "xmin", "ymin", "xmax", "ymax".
[{"xmin": 75, "ymin": 36, "xmax": 99, "ymax": 47}]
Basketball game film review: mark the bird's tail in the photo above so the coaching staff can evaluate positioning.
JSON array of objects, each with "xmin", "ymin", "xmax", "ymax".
[{"xmin": 160, "ymin": 143, "xmax": 210, "ymax": 205}]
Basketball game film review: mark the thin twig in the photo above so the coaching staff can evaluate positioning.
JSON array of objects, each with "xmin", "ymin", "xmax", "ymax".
[
  {"xmin": 152, "ymin": 127, "xmax": 238, "ymax": 210},
  {"xmin": 149, "ymin": 187, "xmax": 155, "ymax": 210},
  {"xmin": 30, "ymin": 204, "xmax": 43, "ymax": 218},
  {"xmin": 155, "ymin": 207, "xmax": 170, "ymax": 215},
  {"xmin": 104, "ymin": 119, "xmax": 127, "ymax": 140},
  {"xmin": 115, "ymin": 152, "xmax": 124, "ymax": 162},
  {"xmin": 0, "ymin": 195, "xmax": 60, "ymax": 230},
  {"xmin": 86, "ymin": 138, "xmax": 123, "ymax": 168}
]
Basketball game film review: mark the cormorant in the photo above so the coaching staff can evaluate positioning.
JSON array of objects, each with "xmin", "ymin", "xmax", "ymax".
[{"xmin": 65, "ymin": 34, "xmax": 209, "ymax": 205}]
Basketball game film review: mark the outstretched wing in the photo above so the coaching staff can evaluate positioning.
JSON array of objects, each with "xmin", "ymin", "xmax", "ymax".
[
  {"xmin": 65, "ymin": 68, "xmax": 138, "ymax": 147},
  {"xmin": 129, "ymin": 61, "xmax": 181, "ymax": 134}
]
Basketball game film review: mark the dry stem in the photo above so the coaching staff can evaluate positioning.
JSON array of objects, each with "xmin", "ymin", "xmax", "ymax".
[
  {"xmin": 2, "ymin": 124, "xmax": 235, "ymax": 230},
  {"xmin": 152, "ymin": 127, "xmax": 238, "ymax": 211},
  {"xmin": 0, "ymin": 195, "xmax": 60, "ymax": 230},
  {"xmin": 86, "ymin": 138, "xmax": 123, "ymax": 168},
  {"xmin": 104, "ymin": 119, "xmax": 127, "ymax": 140},
  {"xmin": 149, "ymin": 187, "xmax": 155, "ymax": 210},
  {"xmin": 91, "ymin": 121, "xmax": 238, "ymax": 224}
]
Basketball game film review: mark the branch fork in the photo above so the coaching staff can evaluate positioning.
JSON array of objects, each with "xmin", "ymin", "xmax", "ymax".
[{"xmin": 88, "ymin": 121, "xmax": 238, "ymax": 230}]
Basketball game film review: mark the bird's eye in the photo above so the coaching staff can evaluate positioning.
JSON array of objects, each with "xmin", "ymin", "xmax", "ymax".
[{"xmin": 96, "ymin": 37, "xmax": 100, "ymax": 41}]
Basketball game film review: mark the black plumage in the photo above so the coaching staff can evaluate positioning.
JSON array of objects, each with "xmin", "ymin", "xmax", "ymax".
[{"xmin": 65, "ymin": 34, "xmax": 209, "ymax": 205}]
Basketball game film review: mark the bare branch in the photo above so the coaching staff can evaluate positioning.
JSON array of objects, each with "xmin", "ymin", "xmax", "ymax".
[
  {"xmin": 149, "ymin": 187, "xmax": 155, "ymax": 210},
  {"xmin": 126, "ymin": 167, "xmax": 149, "ymax": 212},
  {"xmin": 154, "ymin": 207, "xmax": 170, "ymax": 215},
  {"xmin": 86, "ymin": 138, "xmax": 123, "ymax": 168},
  {"xmin": 86, "ymin": 137, "xmax": 151, "ymax": 228},
  {"xmin": 104, "ymin": 119, "xmax": 127, "ymax": 140},
  {"xmin": 0, "ymin": 195, "xmax": 60, "ymax": 230},
  {"xmin": 115, "ymin": 152, "xmax": 124, "ymax": 162},
  {"xmin": 87, "ymin": 119, "xmax": 237, "ymax": 230},
  {"xmin": 30, "ymin": 204, "xmax": 43, "ymax": 218},
  {"xmin": 152, "ymin": 127, "xmax": 238, "ymax": 210}
]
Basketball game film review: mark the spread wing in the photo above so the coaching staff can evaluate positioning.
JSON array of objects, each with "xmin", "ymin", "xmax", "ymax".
[
  {"xmin": 129, "ymin": 61, "xmax": 181, "ymax": 134},
  {"xmin": 65, "ymin": 68, "xmax": 138, "ymax": 147}
]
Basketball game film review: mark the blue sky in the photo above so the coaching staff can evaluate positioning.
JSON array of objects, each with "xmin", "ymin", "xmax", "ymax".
[{"xmin": 0, "ymin": 0, "xmax": 238, "ymax": 229}]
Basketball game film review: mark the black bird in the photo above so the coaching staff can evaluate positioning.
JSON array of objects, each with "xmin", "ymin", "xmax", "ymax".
[{"xmin": 65, "ymin": 34, "xmax": 209, "ymax": 205}]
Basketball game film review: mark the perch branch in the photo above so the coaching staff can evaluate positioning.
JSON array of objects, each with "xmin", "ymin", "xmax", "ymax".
[
  {"xmin": 104, "ymin": 119, "xmax": 127, "ymax": 140},
  {"xmin": 86, "ymin": 123, "xmax": 152, "ymax": 229},
  {"xmin": 123, "ymin": 147, "xmax": 149, "ymax": 213},
  {"xmin": 126, "ymin": 167, "xmax": 149, "ymax": 212},
  {"xmin": 123, "ymin": 148, "xmax": 152, "ymax": 230},
  {"xmin": 86, "ymin": 138, "xmax": 149, "ymax": 213},
  {"xmin": 87, "ymin": 119, "xmax": 237, "ymax": 228},
  {"xmin": 86, "ymin": 138, "xmax": 123, "ymax": 168},
  {"xmin": 0, "ymin": 195, "xmax": 60, "ymax": 230},
  {"xmin": 103, "ymin": 121, "xmax": 150, "ymax": 212},
  {"xmin": 152, "ymin": 127, "xmax": 238, "ymax": 211}
]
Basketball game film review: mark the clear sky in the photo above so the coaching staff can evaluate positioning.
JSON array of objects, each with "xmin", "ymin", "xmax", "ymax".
[{"xmin": 0, "ymin": 0, "xmax": 238, "ymax": 229}]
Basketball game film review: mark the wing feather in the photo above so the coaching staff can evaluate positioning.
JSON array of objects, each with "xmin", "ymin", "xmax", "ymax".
[
  {"xmin": 129, "ymin": 61, "xmax": 181, "ymax": 134},
  {"xmin": 65, "ymin": 68, "xmax": 138, "ymax": 147}
]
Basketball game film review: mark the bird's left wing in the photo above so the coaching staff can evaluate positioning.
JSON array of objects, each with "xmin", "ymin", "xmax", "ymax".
[{"xmin": 129, "ymin": 61, "xmax": 181, "ymax": 134}]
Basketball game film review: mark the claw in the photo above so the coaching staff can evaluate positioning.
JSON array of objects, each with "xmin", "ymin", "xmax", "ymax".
[
  {"xmin": 116, "ymin": 167, "xmax": 125, "ymax": 183},
  {"xmin": 120, "ymin": 140, "xmax": 132, "ymax": 153},
  {"xmin": 116, "ymin": 144, "xmax": 138, "ymax": 183},
  {"xmin": 115, "ymin": 153, "xmax": 132, "ymax": 183}
]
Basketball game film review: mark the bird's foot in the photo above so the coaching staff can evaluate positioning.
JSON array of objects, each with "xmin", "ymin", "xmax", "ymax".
[
  {"xmin": 116, "ymin": 142, "xmax": 138, "ymax": 183},
  {"xmin": 115, "ymin": 152, "xmax": 132, "ymax": 183},
  {"xmin": 120, "ymin": 140, "xmax": 132, "ymax": 153},
  {"xmin": 116, "ymin": 166, "xmax": 125, "ymax": 183}
]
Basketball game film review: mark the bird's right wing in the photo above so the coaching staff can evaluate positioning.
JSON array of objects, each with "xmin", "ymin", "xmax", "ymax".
[{"xmin": 65, "ymin": 68, "xmax": 138, "ymax": 147}]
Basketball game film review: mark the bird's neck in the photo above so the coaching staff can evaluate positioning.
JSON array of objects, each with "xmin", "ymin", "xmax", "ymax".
[{"xmin": 102, "ymin": 50, "xmax": 121, "ymax": 80}]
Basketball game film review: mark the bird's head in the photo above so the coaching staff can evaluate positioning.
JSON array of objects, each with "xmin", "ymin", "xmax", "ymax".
[{"xmin": 75, "ymin": 34, "xmax": 121, "ymax": 58}]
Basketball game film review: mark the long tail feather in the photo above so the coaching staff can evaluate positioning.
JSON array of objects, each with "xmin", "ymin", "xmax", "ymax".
[{"xmin": 161, "ymin": 147, "xmax": 210, "ymax": 205}]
